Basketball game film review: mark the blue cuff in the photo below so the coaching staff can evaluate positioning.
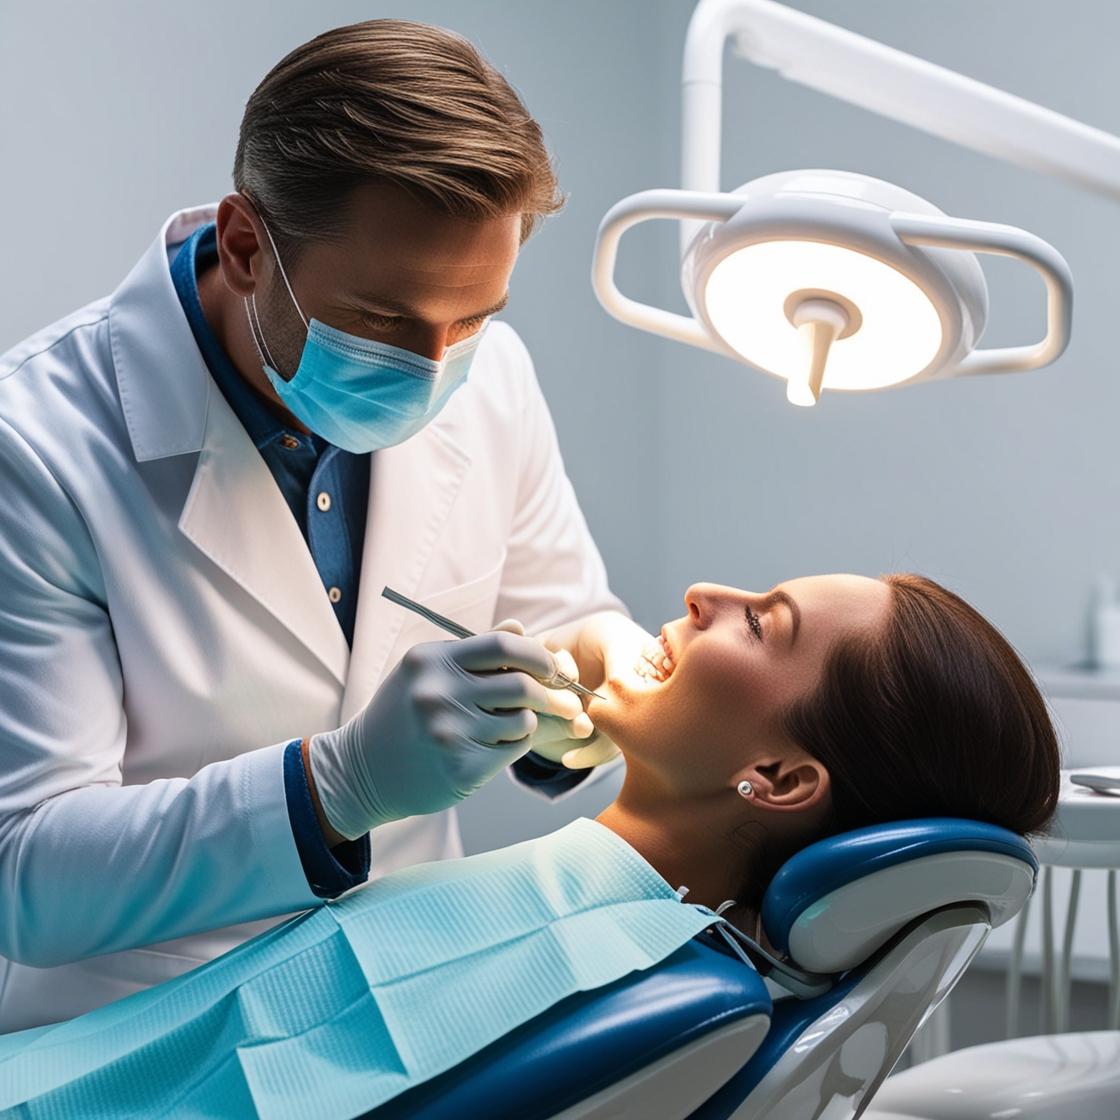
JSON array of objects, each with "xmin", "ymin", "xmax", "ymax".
[
  {"xmin": 510, "ymin": 750, "xmax": 591, "ymax": 799},
  {"xmin": 282, "ymin": 738, "xmax": 370, "ymax": 898}
]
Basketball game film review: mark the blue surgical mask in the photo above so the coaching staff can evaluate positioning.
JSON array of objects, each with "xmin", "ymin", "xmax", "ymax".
[{"xmin": 245, "ymin": 218, "xmax": 486, "ymax": 454}]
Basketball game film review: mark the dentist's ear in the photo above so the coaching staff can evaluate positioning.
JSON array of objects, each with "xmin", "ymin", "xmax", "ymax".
[
  {"xmin": 735, "ymin": 755, "xmax": 831, "ymax": 813},
  {"xmin": 214, "ymin": 192, "xmax": 268, "ymax": 299}
]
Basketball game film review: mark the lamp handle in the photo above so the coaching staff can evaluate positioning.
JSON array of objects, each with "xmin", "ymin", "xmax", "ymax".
[
  {"xmin": 890, "ymin": 212, "xmax": 1073, "ymax": 377},
  {"xmin": 592, "ymin": 189, "xmax": 742, "ymax": 352}
]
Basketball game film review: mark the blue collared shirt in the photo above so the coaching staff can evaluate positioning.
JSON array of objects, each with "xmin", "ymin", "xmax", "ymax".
[
  {"xmin": 171, "ymin": 223, "xmax": 369, "ymax": 645},
  {"xmin": 171, "ymin": 223, "xmax": 369, "ymax": 897}
]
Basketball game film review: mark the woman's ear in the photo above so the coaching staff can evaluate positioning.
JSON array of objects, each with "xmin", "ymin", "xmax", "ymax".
[{"xmin": 739, "ymin": 755, "xmax": 831, "ymax": 814}]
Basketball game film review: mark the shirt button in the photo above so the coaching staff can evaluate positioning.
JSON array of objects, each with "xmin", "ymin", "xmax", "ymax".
[
  {"xmin": 280, "ymin": 434, "xmax": 301, "ymax": 451},
  {"xmin": 316, "ymin": 492, "xmax": 332, "ymax": 512},
  {"xmin": 328, "ymin": 586, "xmax": 343, "ymax": 604}
]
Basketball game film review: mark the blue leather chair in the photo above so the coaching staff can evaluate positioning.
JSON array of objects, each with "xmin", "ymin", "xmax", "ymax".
[{"xmin": 366, "ymin": 819, "xmax": 1037, "ymax": 1120}]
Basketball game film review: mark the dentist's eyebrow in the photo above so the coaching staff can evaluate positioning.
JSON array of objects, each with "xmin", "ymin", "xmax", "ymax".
[
  {"xmin": 352, "ymin": 291, "xmax": 510, "ymax": 323},
  {"xmin": 763, "ymin": 590, "xmax": 801, "ymax": 645}
]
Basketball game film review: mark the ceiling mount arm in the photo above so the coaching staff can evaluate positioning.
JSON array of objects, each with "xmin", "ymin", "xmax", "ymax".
[{"xmin": 680, "ymin": 0, "xmax": 1120, "ymax": 254}]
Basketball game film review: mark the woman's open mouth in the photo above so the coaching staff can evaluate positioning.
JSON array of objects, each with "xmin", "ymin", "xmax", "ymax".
[{"xmin": 635, "ymin": 627, "xmax": 676, "ymax": 684}]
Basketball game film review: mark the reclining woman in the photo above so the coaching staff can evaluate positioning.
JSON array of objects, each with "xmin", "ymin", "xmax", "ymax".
[{"xmin": 0, "ymin": 574, "xmax": 1059, "ymax": 1118}]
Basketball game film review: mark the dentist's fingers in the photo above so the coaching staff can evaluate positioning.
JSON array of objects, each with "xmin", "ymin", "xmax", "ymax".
[
  {"xmin": 524, "ymin": 711, "xmax": 595, "ymax": 763},
  {"xmin": 561, "ymin": 734, "xmax": 622, "ymax": 770},
  {"xmin": 483, "ymin": 624, "xmax": 585, "ymax": 720},
  {"xmin": 540, "ymin": 649, "xmax": 584, "ymax": 722},
  {"xmin": 471, "ymin": 670, "xmax": 554, "ymax": 715},
  {"xmin": 453, "ymin": 630, "xmax": 558, "ymax": 681}
]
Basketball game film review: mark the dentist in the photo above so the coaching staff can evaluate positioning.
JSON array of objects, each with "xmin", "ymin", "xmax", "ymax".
[{"xmin": 0, "ymin": 19, "xmax": 646, "ymax": 1032}]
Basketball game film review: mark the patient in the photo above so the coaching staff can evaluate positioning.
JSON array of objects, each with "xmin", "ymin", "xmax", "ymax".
[
  {"xmin": 584, "ymin": 573, "xmax": 1060, "ymax": 927},
  {"xmin": 0, "ymin": 574, "xmax": 1059, "ymax": 1116}
]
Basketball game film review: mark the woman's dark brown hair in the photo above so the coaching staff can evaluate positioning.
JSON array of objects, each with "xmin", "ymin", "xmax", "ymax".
[
  {"xmin": 742, "ymin": 574, "xmax": 1060, "ymax": 910},
  {"xmin": 790, "ymin": 572, "xmax": 1060, "ymax": 833}
]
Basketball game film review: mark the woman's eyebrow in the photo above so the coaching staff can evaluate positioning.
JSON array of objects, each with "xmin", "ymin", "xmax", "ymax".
[{"xmin": 763, "ymin": 590, "xmax": 801, "ymax": 644}]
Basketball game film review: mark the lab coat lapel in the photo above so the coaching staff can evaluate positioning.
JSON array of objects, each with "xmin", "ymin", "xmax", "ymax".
[
  {"xmin": 340, "ymin": 420, "xmax": 471, "ymax": 723},
  {"xmin": 178, "ymin": 389, "xmax": 350, "ymax": 687},
  {"xmin": 110, "ymin": 205, "xmax": 349, "ymax": 686}
]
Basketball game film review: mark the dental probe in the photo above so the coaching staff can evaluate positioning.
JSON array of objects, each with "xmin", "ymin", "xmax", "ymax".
[{"xmin": 381, "ymin": 586, "xmax": 606, "ymax": 701}]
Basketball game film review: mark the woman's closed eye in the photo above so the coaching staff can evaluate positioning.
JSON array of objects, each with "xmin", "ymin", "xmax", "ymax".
[{"xmin": 745, "ymin": 604, "xmax": 763, "ymax": 642}]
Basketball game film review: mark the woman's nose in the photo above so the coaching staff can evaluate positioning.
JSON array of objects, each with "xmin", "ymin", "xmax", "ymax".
[{"xmin": 684, "ymin": 582, "xmax": 729, "ymax": 627}]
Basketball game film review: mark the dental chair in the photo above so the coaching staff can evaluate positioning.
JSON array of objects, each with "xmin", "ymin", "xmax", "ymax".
[{"xmin": 365, "ymin": 819, "xmax": 1037, "ymax": 1120}]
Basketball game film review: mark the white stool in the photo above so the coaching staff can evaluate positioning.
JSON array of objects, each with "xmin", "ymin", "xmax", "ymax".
[{"xmin": 864, "ymin": 1031, "xmax": 1120, "ymax": 1118}]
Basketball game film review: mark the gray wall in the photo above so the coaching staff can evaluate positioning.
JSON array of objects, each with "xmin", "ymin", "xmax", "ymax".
[{"xmin": 2, "ymin": 2, "xmax": 1117, "ymax": 854}]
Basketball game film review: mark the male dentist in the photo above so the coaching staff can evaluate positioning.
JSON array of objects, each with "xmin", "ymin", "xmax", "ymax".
[{"xmin": 0, "ymin": 19, "xmax": 647, "ymax": 1031}]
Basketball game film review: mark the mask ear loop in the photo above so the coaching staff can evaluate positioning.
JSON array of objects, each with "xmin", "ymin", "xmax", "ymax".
[
  {"xmin": 240, "ymin": 190, "xmax": 310, "ymax": 330},
  {"xmin": 253, "ymin": 209, "xmax": 309, "ymax": 330},
  {"xmin": 244, "ymin": 296, "xmax": 282, "ymax": 374}
]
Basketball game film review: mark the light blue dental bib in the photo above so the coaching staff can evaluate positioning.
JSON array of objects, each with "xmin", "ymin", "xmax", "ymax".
[{"xmin": 0, "ymin": 819, "xmax": 717, "ymax": 1119}]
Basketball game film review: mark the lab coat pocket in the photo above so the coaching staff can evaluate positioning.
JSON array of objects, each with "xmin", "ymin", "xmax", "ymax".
[
  {"xmin": 373, "ymin": 551, "xmax": 509, "ymax": 699},
  {"xmin": 408, "ymin": 550, "xmax": 508, "ymax": 633}
]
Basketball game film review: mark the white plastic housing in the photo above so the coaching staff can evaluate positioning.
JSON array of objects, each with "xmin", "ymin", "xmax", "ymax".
[
  {"xmin": 683, "ymin": 170, "xmax": 986, "ymax": 392},
  {"xmin": 592, "ymin": 169, "xmax": 1073, "ymax": 400},
  {"xmin": 784, "ymin": 850, "xmax": 1035, "ymax": 975}
]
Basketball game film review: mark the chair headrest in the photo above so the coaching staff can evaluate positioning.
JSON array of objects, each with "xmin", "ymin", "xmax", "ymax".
[{"xmin": 760, "ymin": 818, "xmax": 1038, "ymax": 974}]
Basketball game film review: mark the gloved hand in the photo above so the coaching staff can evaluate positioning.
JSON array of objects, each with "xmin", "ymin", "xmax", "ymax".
[
  {"xmin": 308, "ymin": 627, "xmax": 584, "ymax": 840},
  {"xmin": 538, "ymin": 611, "xmax": 658, "ymax": 770},
  {"xmin": 488, "ymin": 620, "xmax": 597, "ymax": 767}
]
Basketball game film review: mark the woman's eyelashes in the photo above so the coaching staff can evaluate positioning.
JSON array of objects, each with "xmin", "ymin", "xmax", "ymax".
[{"xmin": 744, "ymin": 603, "xmax": 763, "ymax": 642}]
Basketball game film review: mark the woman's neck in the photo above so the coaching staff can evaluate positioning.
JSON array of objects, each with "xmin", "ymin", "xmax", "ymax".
[{"xmin": 596, "ymin": 789, "xmax": 755, "ymax": 919}]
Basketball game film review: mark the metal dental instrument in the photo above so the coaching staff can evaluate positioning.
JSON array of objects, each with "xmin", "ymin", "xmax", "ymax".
[{"xmin": 381, "ymin": 586, "xmax": 606, "ymax": 701}]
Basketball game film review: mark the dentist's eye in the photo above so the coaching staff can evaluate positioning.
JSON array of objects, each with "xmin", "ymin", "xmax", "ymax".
[
  {"xmin": 745, "ymin": 604, "xmax": 763, "ymax": 642},
  {"xmin": 360, "ymin": 312, "xmax": 402, "ymax": 330}
]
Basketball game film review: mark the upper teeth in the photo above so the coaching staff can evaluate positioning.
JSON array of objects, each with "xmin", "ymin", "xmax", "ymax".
[{"xmin": 636, "ymin": 636, "xmax": 674, "ymax": 682}]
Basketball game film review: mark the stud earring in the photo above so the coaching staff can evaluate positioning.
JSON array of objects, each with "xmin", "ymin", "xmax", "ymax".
[{"xmin": 737, "ymin": 779, "xmax": 754, "ymax": 799}]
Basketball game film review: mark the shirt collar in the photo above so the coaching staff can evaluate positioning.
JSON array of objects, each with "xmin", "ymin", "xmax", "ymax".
[{"xmin": 170, "ymin": 222, "xmax": 325, "ymax": 455}]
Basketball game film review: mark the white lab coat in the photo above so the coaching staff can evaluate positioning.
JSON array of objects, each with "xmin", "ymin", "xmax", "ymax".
[{"xmin": 0, "ymin": 205, "xmax": 625, "ymax": 1033}]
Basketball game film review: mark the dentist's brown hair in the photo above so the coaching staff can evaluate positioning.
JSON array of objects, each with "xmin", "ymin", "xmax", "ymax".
[{"xmin": 233, "ymin": 19, "xmax": 564, "ymax": 257}]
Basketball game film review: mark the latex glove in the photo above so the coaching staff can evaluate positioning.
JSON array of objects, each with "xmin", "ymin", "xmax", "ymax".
[
  {"xmin": 309, "ymin": 628, "xmax": 571, "ymax": 840},
  {"xmin": 543, "ymin": 612, "xmax": 658, "ymax": 770},
  {"xmin": 490, "ymin": 620, "xmax": 595, "ymax": 766}
]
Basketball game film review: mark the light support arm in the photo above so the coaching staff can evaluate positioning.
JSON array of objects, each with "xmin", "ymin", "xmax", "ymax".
[{"xmin": 681, "ymin": 0, "xmax": 1120, "ymax": 252}]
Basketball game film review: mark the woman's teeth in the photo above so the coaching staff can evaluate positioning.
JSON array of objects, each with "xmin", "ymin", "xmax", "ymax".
[{"xmin": 634, "ymin": 636, "xmax": 675, "ymax": 683}]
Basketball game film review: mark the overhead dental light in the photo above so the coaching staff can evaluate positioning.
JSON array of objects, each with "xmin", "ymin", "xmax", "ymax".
[{"xmin": 588, "ymin": 0, "xmax": 1120, "ymax": 406}]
